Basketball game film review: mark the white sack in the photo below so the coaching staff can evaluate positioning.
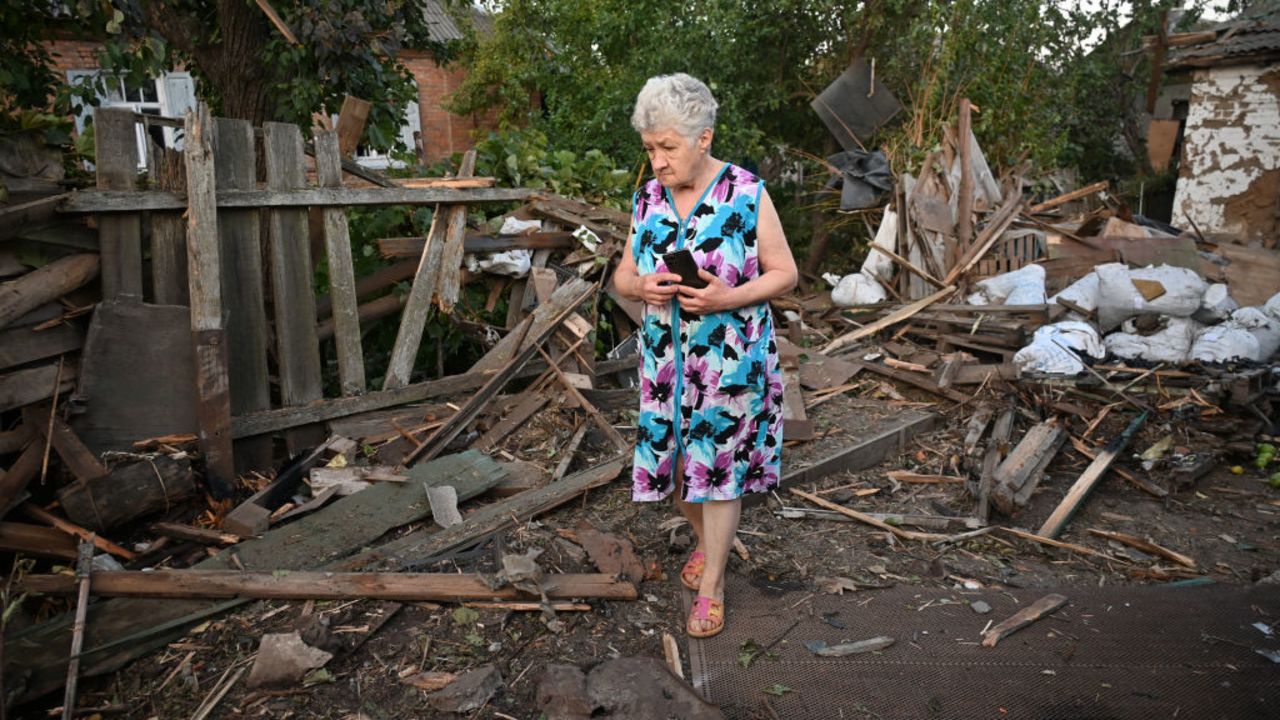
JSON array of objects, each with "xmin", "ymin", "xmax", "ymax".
[
  {"xmin": 1191, "ymin": 306, "xmax": 1280, "ymax": 362},
  {"xmin": 1104, "ymin": 317, "xmax": 1202, "ymax": 364},
  {"xmin": 968, "ymin": 264, "xmax": 1046, "ymax": 305},
  {"xmin": 1265, "ymin": 291, "xmax": 1280, "ymax": 319},
  {"xmin": 1013, "ymin": 321, "xmax": 1105, "ymax": 375},
  {"xmin": 1193, "ymin": 283, "xmax": 1238, "ymax": 324},
  {"xmin": 1096, "ymin": 263, "xmax": 1207, "ymax": 331},
  {"xmin": 475, "ymin": 249, "xmax": 532, "ymax": 277},
  {"xmin": 500, "ymin": 216, "xmax": 542, "ymax": 235},
  {"xmin": 860, "ymin": 207, "xmax": 897, "ymax": 281},
  {"xmin": 1049, "ymin": 271, "xmax": 1100, "ymax": 314},
  {"xmin": 832, "ymin": 271, "xmax": 888, "ymax": 306}
]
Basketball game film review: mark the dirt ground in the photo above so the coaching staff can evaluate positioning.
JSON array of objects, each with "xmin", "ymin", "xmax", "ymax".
[{"xmin": 14, "ymin": 393, "xmax": 1280, "ymax": 719}]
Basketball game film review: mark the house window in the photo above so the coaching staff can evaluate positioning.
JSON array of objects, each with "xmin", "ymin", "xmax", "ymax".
[
  {"xmin": 67, "ymin": 70, "xmax": 198, "ymax": 167},
  {"xmin": 352, "ymin": 83, "xmax": 421, "ymax": 169}
]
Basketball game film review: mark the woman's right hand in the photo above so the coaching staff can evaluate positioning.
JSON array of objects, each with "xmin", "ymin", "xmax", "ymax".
[{"xmin": 634, "ymin": 272, "xmax": 684, "ymax": 305}]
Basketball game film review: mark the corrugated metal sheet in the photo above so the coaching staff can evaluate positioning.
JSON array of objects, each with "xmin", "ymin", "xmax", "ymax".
[{"xmin": 422, "ymin": 1, "xmax": 492, "ymax": 43}]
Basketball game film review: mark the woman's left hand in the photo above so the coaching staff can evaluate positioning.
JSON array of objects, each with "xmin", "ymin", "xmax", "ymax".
[{"xmin": 677, "ymin": 270, "xmax": 738, "ymax": 315}]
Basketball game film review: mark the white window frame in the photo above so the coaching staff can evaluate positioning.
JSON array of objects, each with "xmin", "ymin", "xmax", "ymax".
[{"xmin": 67, "ymin": 70, "xmax": 197, "ymax": 168}]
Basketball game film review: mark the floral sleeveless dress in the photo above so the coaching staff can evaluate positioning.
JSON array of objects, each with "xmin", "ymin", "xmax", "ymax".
[{"xmin": 630, "ymin": 163, "xmax": 784, "ymax": 503}]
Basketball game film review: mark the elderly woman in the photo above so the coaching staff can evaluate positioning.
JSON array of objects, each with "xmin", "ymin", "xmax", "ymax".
[{"xmin": 612, "ymin": 73, "xmax": 798, "ymax": 638}]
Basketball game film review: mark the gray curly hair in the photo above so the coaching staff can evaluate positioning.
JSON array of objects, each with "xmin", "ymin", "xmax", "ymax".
[{"xmin": 630, "ymin": 73, "xmax": 718, "ymax": 142}]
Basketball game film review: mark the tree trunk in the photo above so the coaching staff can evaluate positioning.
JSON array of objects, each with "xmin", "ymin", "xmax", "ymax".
[{"xmin": 141, "ymin": 0, "xmax": 283, "ymax": 126}]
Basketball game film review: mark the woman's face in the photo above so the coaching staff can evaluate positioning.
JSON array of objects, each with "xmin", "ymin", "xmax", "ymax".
[{"xmin": 641, "ymin": 127, "xmax": 710, "ymax": 189}]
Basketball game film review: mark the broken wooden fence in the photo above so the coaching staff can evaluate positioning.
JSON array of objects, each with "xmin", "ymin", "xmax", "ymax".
[{"xmin": 64, "ymin": 105, "xmax": 533, "ymax": 493}]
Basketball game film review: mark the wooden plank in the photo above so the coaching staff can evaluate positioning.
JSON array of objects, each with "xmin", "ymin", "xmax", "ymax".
[
  {"xmin": 397, "ymin": 177, "xmax": 496, "ymax": 189},
  {"xmin": 183, "ymin": 105, "xmax": 235, "ymax": 495},
  {"xmin": 823, "ymin": 286, "xmax": 956, "ymax": 354},
  {"xmin": 150, "ymin": 522, "xmax": 240, "ymax": 546},
  {"xmin": 336, "ymin": 96, "xmax": 371, "ymax": 158},
  {"xmin": 956, "ymin": 99, "xmax": 974, "ymax": 253},
  {"xmin": 990, "ymin": 419, "xmax": 1065, "ymax": 515},
  {"xmin": 340, "ymin": 453, "xmax": 626, "ymax": 573},
  {"xmin": 0, "ymin": 194, "xmax": 68, "ymax": 242},
  {"xmin": 0, "ymin": 253, "xmax": 100, "ymax": 331},
  {"xmin": 472, "ymin": 391, "xmax": 551, "ymax": 452},
  {"xmin": 379, "ymin": 232, "xmax": 575, "ymax": 258},
  {"xmin": 1038, "ymin": 411, "xmax": 1148, "ymax": 538},
  {"xmin": 0, "ymin": 522, "xmax": 78, "ymax": 560},
  {"xmin": 0, "ymin": 361, "xmax": 77, "ymax": 413},
  {"xmin": 981, "ymin": 593, "xmax": 1068, "ymax": 647},
  {"xmin": 61, "ymin": 187, "xmax": 536, "ymax": 213},
  {"xmin": 1216, "ymin": 243, "xmax": 1280, "ymax": 308},
  {"xmin": 976, "ymin": 407, "xmax": 1015, "ymax": 523},
  {"xmin": 943, "ymin": 195, "xmax": 1023, "ymax": 285},
  {"xmin": 382, "ymin": 206, "xmax": 445, "ymax": 390},
  {"xmin": 148, "ymin": 145, "xmax": 188, "ymax": 305},
  {"xmin": 212, "ymin": 118, "xmax": 273, "ymax": 472},
  {"xmin": 853, "ymin": 360, "xmax": 971, "ymax": 403},
  {"xmin": 0, "ymin": 426, "xmax": 32, "ymax": 456},
  {"xmin": 1029, "ymin": 180, "xmax": 1109, "ymax": 215},
  {"xmin": 1085, "ymin": 528, "xmax": 1195, "ymax": 568},
  {"xmin": 316, "ymin": 258, "xmax": 416, "ymax": 319},
  {"xmin": 23, "ymin": 406, "xmax": 107, "ymax": 482},
  {"xmin": 3, "ymin": 450, "xmax": 505, "ymax": 703},
  {"xmin": 21, "ymin": 570, "xmax": 635, "ymax": 602},
  {"xmin": 779, "ymin": 350, "xmax": 814, "ymax": 440},
  {"xmin": 314, "ymin": 130, "xmax": 366, "ymax": 395},
  {"xmin": 435, "ymin": 150, "xmax": 477, "ymax": 312},
  {"xmin": 405, "ymin": 279, "xmax": 596, "ymax": 466},
  {"xmin": 93, "ymin": 107, "xmax": 143, "ymax": 298},
  {"xmin": 0, "ymin": 322, "xmax": 84, "ymax": 372},
  {"xmin": 264, "ymin": 121, "xmax": 326, "ymax": 453},
  {"xmin": 317, "ymin": 293, "xmax": 405, "ymax": 341},
  {"xmin": 790, "ymin": 489, "xmax": 956, "ymax": 542},
  {"xmin": 0, "ymin": 441, "xmax": 41, "ymax": 520},
  {"xmin": 252, "ymin": 0, "xmax": 300, "ymax": 43}
]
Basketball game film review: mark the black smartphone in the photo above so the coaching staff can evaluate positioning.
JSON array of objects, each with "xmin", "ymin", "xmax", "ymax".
[{"xmin": 662, "ymin": 249, "xmax": 708, "ymax": 289}]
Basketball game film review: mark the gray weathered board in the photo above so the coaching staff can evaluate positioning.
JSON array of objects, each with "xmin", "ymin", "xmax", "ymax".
[
  {"xmin": 6, "ymin": 450, "xmax": 505, "ymax": 703},
  {"xmin": 68, "ymin": 300, "xmax": 197, "ymax": 455}
]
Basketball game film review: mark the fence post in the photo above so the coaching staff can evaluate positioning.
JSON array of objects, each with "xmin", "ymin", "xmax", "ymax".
[
  {"xmin": 182, "ymin": 104, "xmax": 235, "ymax": 496},
  {"xmin": 313, "ymin": 130, "xmax": 365, "ymax": 396}
]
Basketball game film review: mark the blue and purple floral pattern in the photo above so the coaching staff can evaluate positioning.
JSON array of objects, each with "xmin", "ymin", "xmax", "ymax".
[{"xmin": 630, "ymin": 163, "xmax": 783, "ymax": 503}]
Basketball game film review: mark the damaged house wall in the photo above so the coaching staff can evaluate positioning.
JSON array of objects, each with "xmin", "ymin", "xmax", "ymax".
[{"xmin": 1170, "ymin": 34, "xmax": 1280, "ymax": 243}]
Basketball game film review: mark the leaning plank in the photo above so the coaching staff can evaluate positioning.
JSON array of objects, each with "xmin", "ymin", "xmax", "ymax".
[
  {"xmin": 5, "ymin": 450, "xmax": 505, "ymax": 704},
  {"xmin": 23, "ymin": 405, "xmax": 107, "ymax": 482},
  {"xmin": 184, "ymin": 104, "xmax": 236, "ymax": 494},
  {"xmin": 0, "ymin": 322, "xmax": 84, "ymax": 372},
  {"xmin": 21, "ymin": 571, "xmax": 636, "ymax": 602},
  {"xmin": 335, "ymin": 96, "xmax": 371, "ymax": 159},
  {"xmin": 61, "ymin": 187, "xmax": 536, "ymax": 213},
  {"xmin": 0, "ymin": 362, "xmax": 78, "ymax": 413},
  {"xmin": 981, "ymin": 593, "xmax": 1068, "ymax": 648},
  {"xmin": 314, "ymin": 130, "xmax": 366, "ymax": 395},
  {"xmin": 943, "ymin": 194, "xmax": 1023, "ymax": 285},
  {"xmin": 0, "ymin": 439, "xmax": 41, "ymax": 520},
  {"xmin": 0, "ymin": 194, "xmax": 68, "ymax": 242},
  {"xmin": 213, "ymin": 118, "xmax": 273, "ymax": 472},
  {"xmin": 343, "ymin": 453, "xmax": 626, "ymax": 573},
  {"xmin": 0, "ymin": 253, "xmax": 99, "ymax": 331},
  {"xmin": 404, "ymin": 278, "xmax": 596, "ymax": 465},
  {"xmin": 435, "ymin": 149, "xmax": 477, "ymax": 313},
  {"xmin": 822, "ymin": 285, "xmax": 956, "ymax": 354},
  {"xmin": 473, "ymin": 391, "xmax": 551, "ymax": 452},
  {"xmin": 382, "ymin": 207, "xmax": 445, "ymax": 390},
  {"xmin": 0, "ymin": 521, "xmax": 78, "ymax": 560},
  {"xmin": 1085, "ymin": 529, "xmax": 1196, "ymax": 568},
  {"xmin": 991, "ymin": 418, "xmax": 1065, "ymax": 515},
  {"xmin": 976, "ymin": 407, "xmax": 1015, "ymax": 523},
  {"xmin": 1037, "ymin": 412, "xmax": 1148, "ymax": 538},
  {"xmin": 264, "ymin": 121, "xmax": 326, "ymax": 453},
  {"xmin": 93, "ymin": 107, "xmax": 142, "ymax": 298}
]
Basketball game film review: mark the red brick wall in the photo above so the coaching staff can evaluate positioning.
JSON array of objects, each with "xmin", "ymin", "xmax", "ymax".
[
  {"xmin": 401, "ymin": 50, "xmax": 497, "ymax": 162},
  {"xmin": 45, "ymin": 39, "xmax": 103, "ymax": 74}
]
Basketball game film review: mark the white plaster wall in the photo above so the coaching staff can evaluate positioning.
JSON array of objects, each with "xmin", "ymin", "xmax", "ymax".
[{"xmin": 1173, "ymin": 64, "xmax": 1280, "ymax": 240}]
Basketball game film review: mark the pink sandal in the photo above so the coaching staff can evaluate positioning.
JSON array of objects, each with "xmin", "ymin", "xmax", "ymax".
[
  {"xmin": 687, "ymin": 595, "xmax": 725, "ymax": 638},
  {"xmin": 680, "ymin": 550, "xmax": 705, "ymax": 591}
]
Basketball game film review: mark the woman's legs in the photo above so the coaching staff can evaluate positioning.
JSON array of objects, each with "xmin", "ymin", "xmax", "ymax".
[{"xmin": 674, "ymin": 458, "xmax": 706, "ymax": 552}]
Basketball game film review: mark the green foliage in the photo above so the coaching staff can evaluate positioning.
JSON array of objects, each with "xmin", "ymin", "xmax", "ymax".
[{"xmin": 472, "ymin": 125, "xmax": 634, "ymax": 209}]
